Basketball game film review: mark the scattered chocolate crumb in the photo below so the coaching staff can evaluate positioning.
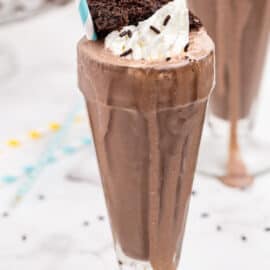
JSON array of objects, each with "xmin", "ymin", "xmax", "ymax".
[
  {"xmin": 98, "ymin": 215, "xmax": 105, "ymax": 221},
  {"xmin": 118, "ymin": 260, "xmax": 123, "ymax": 265},
  {"xmin": 201, "ymin": 213, "xmax": 209, "ymax": 218},
  {"xmin": 241, "ymin": 235, "xmax": 247, "ymax": 242},
  {"xmin": 22, "ymin": 235, "xmax": 27, "ymax": 242},
  {"xmin": 216, "ymin": 225, "xmax": 222, "ymax": 232},
  {"xmin": 184, "ymin": 55, "xmax": 189, "ymax": 60},
  {"xmin": 119, "ymin": 30, "xmax": 132, "ymax": 38},
  {"xmin": 166, "ymin": 57, "xmax": 171, "ymax": 61},
  {"xmin": 83, "ymin": 221, "xmax": 90, "ymax": 227},
  {"xmin": 184, "ymin": 43, "xmax": 189, "ymax": 52},
  {"xmin": 150, "ymin": 25, "xmax": 161, "ymax": 34},
  {"xmin": 2, "ymin": 212, "xmax": 9, "ymax": 218},
  {"xmin": 38, "ymin": 194, "xmax": 45, "ymax": 201},
  {"xmin": 265, "ymin": 227, "xmax": 270, "ymax": 232},
  {"xmin": 120, "ymin": 49, "xmax": 133, "ymax": 57},
  {"xmin": 163, "ymin": 15, "xmax": 171, "ymax": 26}
]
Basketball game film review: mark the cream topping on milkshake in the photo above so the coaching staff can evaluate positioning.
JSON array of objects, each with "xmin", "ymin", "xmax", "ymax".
[{"xmin": 105, "ymin": 0, "xmax": 189, "ymax": 60}]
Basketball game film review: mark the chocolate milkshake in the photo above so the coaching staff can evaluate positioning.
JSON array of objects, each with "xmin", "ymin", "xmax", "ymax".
[
  {"xmin": 189, "ymin": 0, "xmax": 270, "ymax": 188},
  {"xmin": 78, "ymin": 1, "xmax": 215, "ymax": 269},
  {"xmin": 189, "ymin": 0, "xmax": 270, "ymax": 120}
]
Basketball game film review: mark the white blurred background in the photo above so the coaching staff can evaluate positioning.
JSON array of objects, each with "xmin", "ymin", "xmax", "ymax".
[{"xmin": 0, "ymin": 1, "xmax": 270, "ymax": 270}]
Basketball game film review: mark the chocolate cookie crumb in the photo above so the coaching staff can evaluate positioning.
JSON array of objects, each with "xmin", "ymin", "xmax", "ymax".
[
  {"xmin": 184, "ymin": 43, "xmax": 189, "ymax": 52},
  {"xmin": 189, "ymin": 11, "xmax": 203, "ymax": 31}
]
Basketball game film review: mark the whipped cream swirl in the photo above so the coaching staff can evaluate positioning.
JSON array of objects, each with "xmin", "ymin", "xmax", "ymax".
[{"xmin": 105, "ymin": 0, "xmax": 189, "ymax": 61}]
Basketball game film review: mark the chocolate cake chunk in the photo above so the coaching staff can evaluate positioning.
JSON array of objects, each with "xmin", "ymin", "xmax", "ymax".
[
  {"xmin": 87, "ymin": 0, "xmax": 173, "ymax": 38},
  {"xmin": 87, "ymin": 1, "xmax": 203, "ymax": 38}
]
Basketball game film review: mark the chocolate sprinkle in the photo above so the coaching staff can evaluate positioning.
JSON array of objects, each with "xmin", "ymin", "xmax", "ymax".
[
  {"xmin": 184, "ymin": 43, "xmax": 189, "ymax": 52},
  {"xmin": 166, "ymin": 57, "xmax": 171, "ymax": 61},
  {"xmin": 22, "ymin": 235, "xmax": 27, "ymax": 241},
  {"xmin": 150, "ymin": 25, "xmax": 161, "ymax": 34},
  {"xmin": 98, "ymin": 215, "xmax": 105, "ymax": 221},
  {"xmin": 118, "ymin": 260, "xmax": 123, "ymax": 265},
  {"xmin": 83, "ymin": 221, "xmax": 90, "ymax": 227},
  {"xmin": 38, "ymin": 194, "xmax": 45, "ymax": 201},
  {"xmin": 120, "ymin": 48, "xmax": 133, "ymax": 57},
  {"xmin": 163, "ymin": 15, "xmax": 171, "ymax": 26},
  {"xmin": 241, "ymin": 235, "xmax": 247, "ymax": 242},
  {"xmin": 2, "ymin": 212, "xmax": 9, "ymax": 218},
  {"xmin": 119, "ymin": 30, "xmax": 132, "ymax": 38}
]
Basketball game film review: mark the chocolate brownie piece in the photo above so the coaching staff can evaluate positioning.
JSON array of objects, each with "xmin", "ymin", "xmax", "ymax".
[{"xmin": 87, "ymin": 0, "xmax": 172, "ymax": 38}]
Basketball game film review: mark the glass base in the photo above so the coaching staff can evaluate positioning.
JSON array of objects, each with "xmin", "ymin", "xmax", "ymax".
[
  {"xmin": 117, "ymin": 259, "xmax": 152, "ymax": 270},
  {"xmin": 197, "ymin": 132, "xmax": 270, "ymax": 184},
  {"xmin": 115, "ymin": 246, "xmax": 153, "ymax": 270}
]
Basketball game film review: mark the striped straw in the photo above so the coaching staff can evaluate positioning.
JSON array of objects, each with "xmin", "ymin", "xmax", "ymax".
[
  {"xmin": 77, "ymin": 0, "xmax": 97, "ymax": 40},
  {"xmin": 9, "ymin": 100, "xmax": 84, "ymax": 208}
]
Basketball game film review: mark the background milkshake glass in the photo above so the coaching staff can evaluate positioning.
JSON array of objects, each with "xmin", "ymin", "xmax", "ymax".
[
  {"xmin": 77, "ymin": 10, "xmax": 215, "ymax": 270},
  {"xmin": 189, "ymin": 0, "xmax": 270, "ymax": 188}
]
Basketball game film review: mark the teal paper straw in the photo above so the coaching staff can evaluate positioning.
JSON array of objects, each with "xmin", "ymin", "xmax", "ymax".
[
  {"xmin": 77, "ymin": 0, "xmax": 97, "ymax": 40},
  {"xmin": 10, "ymin": 100, "xmax": 84, "ymax": 208},
  {"xmin": 0, "ymin": 136, "xmax": 91, "ymax": 189}
]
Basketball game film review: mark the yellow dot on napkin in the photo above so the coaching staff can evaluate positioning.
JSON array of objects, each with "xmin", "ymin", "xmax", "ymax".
[
  {"xmin": 7, "ymin": 139, "xmax": 21, "ymax": 148},
  {"xmin": 29, "ymin": 130, "xmax": 42, "ymax": 140},
  {"xmin": 49, "ymin": 122, "xmax": 61, "ymax": 131},
  {"xmin": 74, "ymin": 115, "xmax": 83, "ymax": 123}
]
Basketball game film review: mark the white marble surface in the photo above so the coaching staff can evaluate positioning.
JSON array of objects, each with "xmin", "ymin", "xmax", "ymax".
[{"xmin": 0, "ymin": 3, "xmax": 270, "ymax": 270}]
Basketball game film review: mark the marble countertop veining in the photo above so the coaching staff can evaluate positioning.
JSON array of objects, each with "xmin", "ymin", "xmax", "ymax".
[{"xmin": 0, "ymin": 3, "xmax": 270, "ymax": 270}]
